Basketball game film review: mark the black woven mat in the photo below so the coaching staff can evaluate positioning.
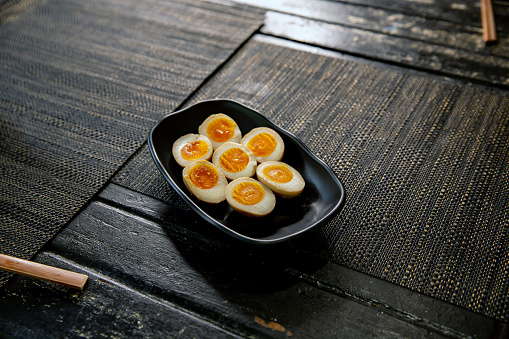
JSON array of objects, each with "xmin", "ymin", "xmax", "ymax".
[
  {"xmin": 0, "ymin": 0, "xmax": 263, "ymax": 286},
  {"xmin": 114, "ymin": 37, "xmax": 509, "ymax": 322}
]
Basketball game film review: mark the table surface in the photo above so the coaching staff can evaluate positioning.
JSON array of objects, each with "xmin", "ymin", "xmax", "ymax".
[{"xmin": 2, "ymin": 0, "xmax": 509, "ymax": 338}]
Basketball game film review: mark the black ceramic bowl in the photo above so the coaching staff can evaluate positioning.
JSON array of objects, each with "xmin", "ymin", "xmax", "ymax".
[{"xmin": 148, "ymin": 99, "xmax": 345, "ymax": 244}]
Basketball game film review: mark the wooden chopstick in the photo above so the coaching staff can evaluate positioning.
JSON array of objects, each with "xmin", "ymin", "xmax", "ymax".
[
  {"xmin": 0, "ymin": 253, "xmax": 88, "ymax": 290},
  {"xmin": 481, "ymin": 0, "xmax": 497, "ymax": 42}
]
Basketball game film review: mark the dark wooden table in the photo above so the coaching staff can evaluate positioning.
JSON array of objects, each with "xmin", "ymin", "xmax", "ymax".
[{"xmin": 2, "ymin": 0, "xmax": 509, "ymax": 337}]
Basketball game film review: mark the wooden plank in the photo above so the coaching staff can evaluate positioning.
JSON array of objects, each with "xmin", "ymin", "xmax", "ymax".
[
  {"xmin": 0, "ymin": 253, "xmax": 244, "ymax": 338},
  {"xmin": 322, "ymin": 0, "xmax": 509, "ymax": 32},
  {"xmin": 290, "ymin": 264, "xmax": 509, "ymax": 339},
  {"xmin": 44, "ymin": 198, "xmax": 459, "ymax": 338},
  {"xmin": 231, "ymin": 0, "xmax": 509, "ymax": 56},
  {"xmin": 261, "ymin": 11, "xmax": 509, "ymax": 87}
]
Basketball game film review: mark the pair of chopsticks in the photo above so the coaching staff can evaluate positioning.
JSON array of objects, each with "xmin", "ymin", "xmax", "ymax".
[
  {"xmin": 0, "ymin": 253, "xmax": 88, "ymax": 290},
  {"xmin": 481, "ymin": 0, "xmax": 497, "ymax": 42}
]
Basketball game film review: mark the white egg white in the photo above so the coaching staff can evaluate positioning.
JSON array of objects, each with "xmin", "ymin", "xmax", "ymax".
[
  {"xmin": 241, "ymin": 127, "xmax": 284, "ymax": 163},
  {"xmin": 182, "ymin": 160, "xmax": 227, "ymax": 204},
  {"xmin": 225, "ymin": 177, "xmax": 276, "ymax": 217},
  {"xmin": 172, "ymin": 134, "xmax": 213, "ymax": 167},
  {"xmin": 212, "ymin": 142, "xmax": 257, "ymax": 180},
  {"xmin": 198, "ymin": 113, "xmax": 242, "ymax": 150},
  {"xmin": 256, "ymin": 161, "xmax": 305, "ymax": 198}
]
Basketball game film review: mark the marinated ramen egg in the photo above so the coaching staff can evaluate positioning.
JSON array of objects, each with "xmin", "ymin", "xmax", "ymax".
[
  {"xmin": 212, "ymin": 142, "xmax": 257, "ymax": 181},
  {"xmin": 256, "ymin": 161, "xmax": 305, "ymax": 198},
  {"xmin": 182, "ymin": 160, "xmax": 227, "ymax": 204},
  {"xmin": 199, "ymin": 113, "xmax": 242, "ymax": 149},
  {"xmin": 241, "ymin": 127, "xmax": 284, "ymax": 163},
  {"xmin": 225, "ymin": 178, "xmax": 276, "ymax": 217},
  {"xmin": 172, "ymin": 134, "xmax": 213, "ymax": 167}
]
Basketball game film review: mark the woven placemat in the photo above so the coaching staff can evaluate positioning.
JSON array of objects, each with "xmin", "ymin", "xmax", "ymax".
[
  {"xmin": 0, "ymin": 0, "xmax": 263, "ymax": 286},
  {"xmin": 114, "ymin": 38, "xmax": 509, "ymax": 322}
]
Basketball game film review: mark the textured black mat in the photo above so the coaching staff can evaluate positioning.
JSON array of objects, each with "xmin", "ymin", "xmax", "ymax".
[
  {"xmin": 0, "ymin": 0, "xmax": 263, "ymax": 285},
  {"xmin": 114, "ymin": 38, "xmax": 509, "ymax": 322}
]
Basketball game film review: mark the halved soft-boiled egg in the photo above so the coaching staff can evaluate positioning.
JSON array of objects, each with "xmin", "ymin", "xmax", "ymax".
[
  {"xmin": 182, "ymin": 160, "xmax": 227, "ymax": 204},
  {"xmin": 212, "ymin": 142, "xmax": 257, "ymax": 180},
  {"xmin": 241, "ymin": 127, "xmax": 284, "ymax": 163},
  {"xmin": 225, "ymin": 178, "xmax": 276, "ymax": 217},
  {"xmin": 256, "ymin": 161, "xmax": 305, "ymax": 198},
  {"xmin": 172, "ymin": 134, "xmax": 213, "ymax": 167},
  {"xmin": 198, "ymin": 113, "xmax": 242, "ymax": 149}
]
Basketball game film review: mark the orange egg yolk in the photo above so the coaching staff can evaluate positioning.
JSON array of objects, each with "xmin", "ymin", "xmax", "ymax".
[
  {"xmin": 206, "ymin": 117, "xmax": 236, "ymax": 142},
  {"xmin": 181, "ymin": 140, "xmax": 209, "ymax": 161},
  {"xmin": 219, "ymin": 148, "xmax": 249, "ymax": 173},
  {"xmin": 247, "ymin": 133, "xmax": 277, "ymax": 157},
  {"xmin": 231, "ymin": 182, "xmax": 265, "ymax": 205},
  {"xmin": 263, "ymin": 164, "xmax": 293, "ymax": 183},
  {"xmin": 188, "ymin": 164, "xmax": 218, "ymax": 189}
]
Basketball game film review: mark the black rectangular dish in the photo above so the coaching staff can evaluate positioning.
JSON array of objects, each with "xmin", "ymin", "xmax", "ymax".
[{"xmin": 148, "ymin": 99, "xmax": 345, "ymax": 244}]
